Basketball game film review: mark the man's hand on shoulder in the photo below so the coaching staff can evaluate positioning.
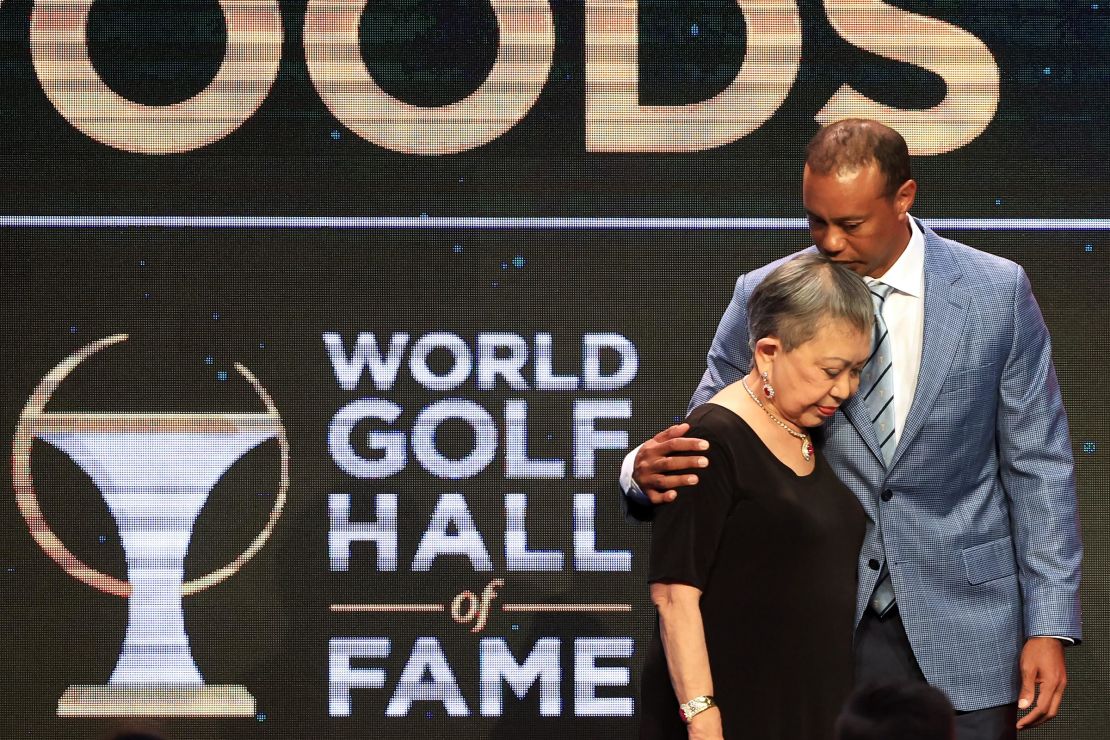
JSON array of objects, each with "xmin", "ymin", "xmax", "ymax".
[
  {"xmin": 633, "ymin": 423, "xmax": 710, "ymax": 505},
  {"xmin": 1016, "ymin": 636, "xmax": 1068, "ymax": 730}
]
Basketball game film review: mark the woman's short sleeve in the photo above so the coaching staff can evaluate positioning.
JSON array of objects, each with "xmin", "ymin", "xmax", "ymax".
[{"xmin": 647, "ymin": 418, "xmax": 738, "ymax": 590}]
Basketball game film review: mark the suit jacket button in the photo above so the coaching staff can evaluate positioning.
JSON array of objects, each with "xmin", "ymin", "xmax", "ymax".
[
  {"xmin": 881, "ymin": 489, "xmax": 894, "ymax": 502},
  {"xmin": 868, "ymin": 558, "xmax": 880, "ymax": 570}
]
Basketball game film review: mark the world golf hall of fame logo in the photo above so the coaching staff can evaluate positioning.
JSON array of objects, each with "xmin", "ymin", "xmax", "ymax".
[{"xmin": 11, "ymin": 334, "xmax": 289, "ymax": 718}]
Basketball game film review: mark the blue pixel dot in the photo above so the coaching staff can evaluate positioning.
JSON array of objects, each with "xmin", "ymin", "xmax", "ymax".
[
  {"xmin": 1042, "ymin": 67, "xmax": 1052, "ymax": 76},
  {"xmin": 426, "ymin": 711, "xmax": 434, "ymax": 719},
  {"xmin": 453, "ymin": 244, "xmax": 463, "ymax": 253},
  {"xmin": 546, "ymin": 434, "xmax": 554, "ymax": 441},
  {"xmin": 1083, "ymin": 441, "xmax": 1096, "ymax": 454},
  {"xmin": 1094, "ymin": 4, "xmax": 1100, "ymax": 9},
  {"xmin": 259, "ymin": 341, "xmax": 266, "ymax": 349},
  {"xmin": 1084, "ymin": 244, "xmax": 1094, "ymax": 253},
  {"xmin": 501, "ymin": 261, "xmax": 509, "ymax": 270},
  {"xmin": 217, "ymin": 370, "xmax": 228, "ymax": 381},
  {"xmin": 6, "ymin": 568, "xmax": 14, "ymax": 574},
  {"xmin": 69, "ymin": 325, "xmax": 78, "ymax": 334},
  {"xmin": 256, "ymin": 712, "xmax": 267, "ymax": 722},
  {"xmin": 690, "ymin": 23, "xmax": 699, "ymax": 36},
  {"xmin": 994, "ymin": 198, "xmax": 1002, "ymax": 206},
  {"xmin": 512, "ymin": 255, "xmax": 525, "ymax": 268},
  {"xmin": 205, "ymin": 356, "xmax": 214, "ymax": 365},
  {"xmin": 674, "ymin": 415, "xmax": 684, "ymax": 423},
  {"xmin": 492, "ymin": 281, "xmax": 500, "ymax": 288},
  {"xmin": 330, "ymin": 130, "xmax": 341, "ymax": 140},
  {"xmin": 143, "ymin": 292, "xmax": 151, "ymax": 299},
  {"xmin": 139, "ymin": 259, "xmax": 146, "ymax": 267},
  {"xmin": 98, "ymin": 534, "xmax": 107, "ymax": 544},
  {"xmin": 212, "ymin": 312, "xmax": 220, "ymax": 320},
  {"xmin": 511, "ymin": 623, "xmax": 520, "ymax": 631},
  {"xmin": 420, "ymin": 212, "xmax": 429, "ymax": 219}
]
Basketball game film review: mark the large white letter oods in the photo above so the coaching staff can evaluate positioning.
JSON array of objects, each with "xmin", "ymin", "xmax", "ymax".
[
  {"xmin": 304, "ymin": 0, "xmax": 555, "ymax": 154},
  {"xmin": 817, "ymin": 0, "xmax": 999, "ymax": 155},
  {"xmin": 30, "ymin": 0, "xmax": 282, "ymax": 154},
  {"xmin": 585, "ymin": 0, "xmax": 802, "ymax": 151}
]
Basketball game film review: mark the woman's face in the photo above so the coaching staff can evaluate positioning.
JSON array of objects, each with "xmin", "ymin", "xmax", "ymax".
[{"xmin": 761, "ymin": 318, "xmax": 872, "ymax": 429}]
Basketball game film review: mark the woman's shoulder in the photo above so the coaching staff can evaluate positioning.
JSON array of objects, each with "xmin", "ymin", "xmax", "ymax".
[
  {"xmin": 685, "ymin": 402, "xmax": 758, "ymax": 446},
  {"xmin": 687, "ymin": 402, "xmax": 790, "ymax": 472}
]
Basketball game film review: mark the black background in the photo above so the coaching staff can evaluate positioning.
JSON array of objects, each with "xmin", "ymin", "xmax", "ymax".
[{"xmin": 1, "ymin": 1, "xmax": 1108, "ymax": 738}]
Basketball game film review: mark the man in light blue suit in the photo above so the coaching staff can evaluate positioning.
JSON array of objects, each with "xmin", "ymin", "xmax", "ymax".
[{"xmin": 622, "ymin": 119, "xmax": 1081, "ymax": 740}]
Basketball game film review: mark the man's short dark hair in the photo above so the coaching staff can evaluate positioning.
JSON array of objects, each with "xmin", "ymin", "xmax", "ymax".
[
  {"xmin": 806, "ymin": 118, "xmax": 912, "ymax": 197},
  {"xmin": 836, "ymin": 682, "xmax": 955, "ymax": 740}
]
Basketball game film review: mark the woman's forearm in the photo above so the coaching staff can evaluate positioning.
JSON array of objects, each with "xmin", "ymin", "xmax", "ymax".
[{"xmin": 651, "ymin": 582, "xmax": 716, "ymax": 712}]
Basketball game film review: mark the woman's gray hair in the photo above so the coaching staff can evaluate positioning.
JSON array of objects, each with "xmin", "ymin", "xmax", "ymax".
[{"xmin": 747, "ymin": 253, "xmax": 874, "ymax": 357}]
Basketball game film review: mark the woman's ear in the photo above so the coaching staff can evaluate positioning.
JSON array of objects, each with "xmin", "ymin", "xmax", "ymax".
[{"xmin": 752, "ymin": 336, "xmax": 781, "ymax": 371}]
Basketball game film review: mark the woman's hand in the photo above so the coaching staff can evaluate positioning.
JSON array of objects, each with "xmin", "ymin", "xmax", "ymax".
[{"xmin": 686, "ymin": 706, "xmax": 724, "ymax": 740}]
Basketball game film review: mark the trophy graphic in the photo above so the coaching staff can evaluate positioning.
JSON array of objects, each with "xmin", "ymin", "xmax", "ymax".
[{"xmin": 11, "ymin": 334, "xmax": 289, "ymax": 717}]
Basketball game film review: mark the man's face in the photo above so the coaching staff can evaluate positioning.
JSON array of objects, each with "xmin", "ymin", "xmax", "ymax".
[{"xmin": 802, "ymin": 162, "xmax": 916, "ymax": 279}]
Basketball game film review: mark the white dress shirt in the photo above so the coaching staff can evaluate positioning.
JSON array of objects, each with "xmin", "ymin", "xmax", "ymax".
[{"xmin": 868, "ymin": 215, "xmax": 926, "ymax": 444}]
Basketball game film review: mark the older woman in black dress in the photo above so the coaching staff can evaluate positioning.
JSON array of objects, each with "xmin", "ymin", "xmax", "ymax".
[{"xmin": 639, "ymin": 253, "xmax": 874, "ymax": 740}]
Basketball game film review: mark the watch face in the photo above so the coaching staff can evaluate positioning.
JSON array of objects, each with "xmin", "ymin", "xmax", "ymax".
[
  {"xmin": 679, "ymin": 696, "xmax": 711, "ymax": 723},
  {"xmin": 681, "ymin": 695, "xmax": 717, "ymax": 723}
]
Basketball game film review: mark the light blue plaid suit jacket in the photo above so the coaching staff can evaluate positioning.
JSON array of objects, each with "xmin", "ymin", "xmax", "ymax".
[{"xmin": 687, "ymin": 221, "xmax": 1082, "ymax": 712}]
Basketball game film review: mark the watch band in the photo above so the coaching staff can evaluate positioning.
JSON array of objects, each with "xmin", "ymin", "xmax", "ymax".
[{"xmin": 678, "ymin": 694, "xmax": 716, "ymax": 723}]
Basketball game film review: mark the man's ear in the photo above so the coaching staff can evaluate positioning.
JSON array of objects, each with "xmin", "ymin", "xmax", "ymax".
[{"xmin": 895, "ymin": 178, "xmax": 917, "ymax": 216}]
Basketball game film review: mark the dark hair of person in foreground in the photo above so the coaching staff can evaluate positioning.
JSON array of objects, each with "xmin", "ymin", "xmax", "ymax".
[
  {"xmin": 836, "ymin": 681, "xmax": 956, "ymax": 740},
  {"xmin": 99, "ymin": 723, "xmax": 168, "ymax": 740}
]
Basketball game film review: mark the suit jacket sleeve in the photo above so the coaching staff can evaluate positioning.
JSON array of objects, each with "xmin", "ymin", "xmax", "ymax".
[
  {"xmin": 997, "ymin": 265, "xmax": 1082, "ymax": 641},
  {"xmin": 688, "ymin": 272, "xmax": 755, "ymax": 412}
]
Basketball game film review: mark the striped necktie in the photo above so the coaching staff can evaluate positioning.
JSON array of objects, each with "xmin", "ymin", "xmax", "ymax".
[
  {"xmin": 862, "ymin": 281, "xmax": 898, "ymax": 617},
  {"xmin": 862, "ymin": 281, "xmax": 897, "ymax": 466}
]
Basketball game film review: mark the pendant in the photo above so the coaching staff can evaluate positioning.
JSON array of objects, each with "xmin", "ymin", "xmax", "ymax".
[{"xmin": 801, "ymin": 438, "xmax": 813, "ymax": 462}]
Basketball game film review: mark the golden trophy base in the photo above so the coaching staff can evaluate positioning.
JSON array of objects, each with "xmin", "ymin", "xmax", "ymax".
[{"xmin": 58, "ymin": 684, "xmax": 256, "ymax": 717}]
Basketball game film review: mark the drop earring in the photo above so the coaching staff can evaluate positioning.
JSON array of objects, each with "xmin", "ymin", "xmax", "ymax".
[{"xmin": 760, "ymin": 370, "xmax": 775, "ymax": 400}]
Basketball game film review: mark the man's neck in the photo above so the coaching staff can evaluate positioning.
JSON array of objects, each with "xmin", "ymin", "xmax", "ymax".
[{"xmin": 869, "ymin": 219, "xmax": 914, "ymax": 280}]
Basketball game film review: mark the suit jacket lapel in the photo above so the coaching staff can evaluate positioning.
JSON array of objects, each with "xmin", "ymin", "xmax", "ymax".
[
  {"xmin": 889, "ymin": 222, "xmax": 970, "ymax": 469},
  {"xmin": 842, "ymin": 384, "xmax": 883, "ymax": 463}
]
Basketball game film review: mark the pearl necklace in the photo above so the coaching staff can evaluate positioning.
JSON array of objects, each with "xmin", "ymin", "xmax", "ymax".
[{"xmin": 741, "ymin": 379, "xmax": 814, "ymax": 462}]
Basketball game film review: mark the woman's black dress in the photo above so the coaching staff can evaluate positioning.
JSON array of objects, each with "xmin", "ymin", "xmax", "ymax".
[{"xmin": 639, "ymin": 403, "xmax": 866, "ymax": 740}]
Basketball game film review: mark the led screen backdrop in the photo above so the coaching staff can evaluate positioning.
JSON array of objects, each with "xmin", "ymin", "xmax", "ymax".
[{"xmin": 0, "ymin": 1, "xmax": 1108, "ymax": 739}]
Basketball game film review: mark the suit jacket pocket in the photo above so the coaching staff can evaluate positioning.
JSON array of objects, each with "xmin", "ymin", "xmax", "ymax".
[
  {"xmin": 938, "ymin": 361, "xmax": 998, "ymax": 397},
  {"xmin": 962, "ymin": 535, "xmax": 1017, "ymax": 585}
]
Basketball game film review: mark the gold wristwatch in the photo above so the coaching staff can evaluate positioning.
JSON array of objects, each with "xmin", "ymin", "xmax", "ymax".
[{"xmin": 678, "ymin": 694, "xmax": 716, "ymax": 723}]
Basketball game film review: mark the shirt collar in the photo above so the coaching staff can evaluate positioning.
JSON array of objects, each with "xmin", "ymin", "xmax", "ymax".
[{"xmin": 871, "ymin": 215, "xmax": 925, "ymax": 298}]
